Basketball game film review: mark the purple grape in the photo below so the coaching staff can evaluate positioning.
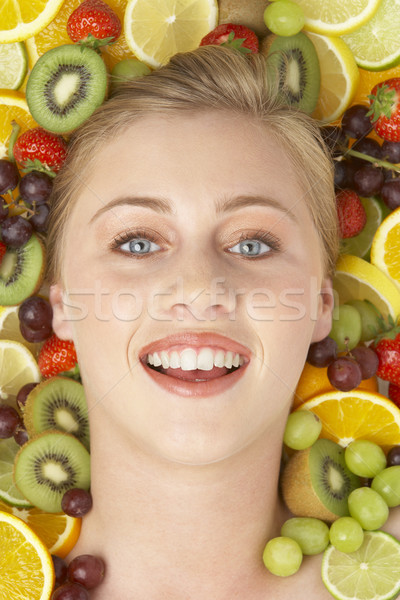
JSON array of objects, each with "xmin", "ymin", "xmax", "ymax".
[
  {"xmin": 381, "ymin": 141, "xmax": 400, "ymax": 163},
  {"xmin": 0, "ymin": 405, "xmax": 21, "ymax": 438},
  {"xmin": 353, "ymin": 165, "xmax": 384, "ymax": 196},
  {"xmin": 0, "ymin": 159, "xmax": 19, "ymax": 194},
  {"xmin": 341, "ymin": 105, "xmax": 372, "ymax": 139},
  {"xmin": 327, "ymin": 357, "xmax": 362, "ymax": 391},
  {"xmin": 387, "ymin": 446, "xmax": 400, "ymax": 467},
  {"xmin": 13, "ymin": 425, "xmax": 29, "ymax": 446},
  {"xmin": 16, "ymin": 382, "xmax": 38, "ymax": 410},
  {"xmin": 19, "ymin": 296, "xmax": 53, "ymax": 332},
  {"xmin": 68, "ymin": 555, "xmax": 105, "ymax": 590},
  {"xmin": 351, "ymin": 138, "xmax": 382, "ymax": 165},
  {"xmin": 359, "ymin": 477, "xmax": 372, "ymax": 487},
  {"xmin": 381, "ymin": 179, "xmax": 400, "ymax": 210},
  {"xmin": 0, "ymin": 199, "xmax": 8, "ymax": 223},
  {"xmin": 1, "ymin": 215, "xmax": 33, "ymax": 248},
  {"xmin": 19, "ymin": 319, "xmax": 52, "ymax": 343},
  {"xmin": 52, "ymin": 555, "xmax": 68, "ymax": 588},
  {"xmin": 30, "ymin": 203, "xmax": 50, "ymax": 233},
  {"xmin": 61, "ymin": 488, "xmax": 93, "ymax": 517},
  {"xmin": 51, "ymin": 582, "xmax": 89, "ymax": 600},
  {"xmin": 19, "ymin": 171, "xmax": 53, "ymax": 205},
  {"xmin": 307, "ymin": 336, "xmax": 338, "ymax": 367},
  {"xmin": 350, "ymin": 346, "xmax": 379, "ymax": 379},
  {"xmin": 334, "ymin": 160, "xmax": 356, "ymax": 190}
]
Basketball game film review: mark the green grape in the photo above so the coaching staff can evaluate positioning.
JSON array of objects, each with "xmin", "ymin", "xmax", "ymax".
[
  {"xmin": 329, "ymin": 517, "xmax": 364, "ymax": 553},
  {"xmin": 330, "ymin": 305, "xmax": 362, "ymax": 351},
  {"xmin": 280, "ymin": 517, "xmax": 329, "ymax": 555},
  {"xmin": 344, "ymin": 440, "xmax": 387, "ymax": 478},
  {"xmin": 262, "ymin": 536, "xmax": 303, "ymax": 576},
  {"xmin": 110, "ymin": 58, "xmax": 151, "ymax": 93},
  {"xmin": 283, "ymin": 411, "xmax": 322, "ymax": 450},
  {"xmin": 345, "ymin": 300, "xmax": 381, "ymax": 343},
  {"xmin": 371, "ymin": 466, "xmax": 400, "ymax": 508},
  {"xmin": 348, "ymin": 487, "xmax": 389, "ymax": 530},
  {"xmin": 263, "ymin": 0, "xmax": 305, "ymax": 36}
]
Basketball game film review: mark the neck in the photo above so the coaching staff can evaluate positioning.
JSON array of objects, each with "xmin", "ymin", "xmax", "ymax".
[{"xmin": 71, "ymin": 420, "xmax": 288, "ymax": 599}]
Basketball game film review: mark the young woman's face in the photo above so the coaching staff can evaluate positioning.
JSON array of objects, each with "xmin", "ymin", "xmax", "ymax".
[{"xmin": 51, "ymin": 111, "xmax": 333, "ymax": 465}]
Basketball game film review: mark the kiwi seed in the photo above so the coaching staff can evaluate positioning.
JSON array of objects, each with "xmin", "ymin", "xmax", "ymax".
[{"xmin": 0, "ymin": 233, "xmax": 45, "ymax": 306}]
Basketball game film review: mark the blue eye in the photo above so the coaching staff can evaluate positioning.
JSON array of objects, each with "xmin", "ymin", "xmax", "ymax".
[
  {"xmin": 228, "ymin": 239, "xmax": 273, "ymax": 257},
  {"xmin": 119, "ymin": 238, "xmax": 161, "ymax": 255}
]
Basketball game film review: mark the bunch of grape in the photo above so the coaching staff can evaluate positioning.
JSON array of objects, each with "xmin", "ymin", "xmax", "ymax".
[{"xmin": 51, "ymin": 553, "xmax": 105, "ymax": 600}]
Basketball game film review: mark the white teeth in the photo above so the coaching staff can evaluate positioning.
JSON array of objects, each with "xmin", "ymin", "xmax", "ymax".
[
  {"xmin": 180, "ymin": 348, "xmax": 198, "ymax": 371},
  {"xmin": 146, "ymin": 347, "xmax": 246, "ymax": 371}
]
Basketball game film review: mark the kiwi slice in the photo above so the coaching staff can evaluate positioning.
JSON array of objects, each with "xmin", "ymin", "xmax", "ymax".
[
  {"xmin": 24, "ymin": 377, "xmax": 90, "ymax": 451},
  {"xmin": 26, "ymin": 44, "xmax": 107, "ymax": 134},
  {"xmin": 14, "ymin": 430, "xmax": 90, "ymax": 513},
  {"xmin": 265, "ymin": 32, "xmax": 320, "ymax": 114},
  {"xmin": 0, "ymin": 233, "xmax": 45, "ymax": 306},
  {"xmin": 281, "ymin": 438, "xmax": 360, "ymax": 522}
]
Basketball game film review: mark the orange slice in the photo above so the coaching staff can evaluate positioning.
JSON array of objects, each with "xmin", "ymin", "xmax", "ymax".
[
  {"xmin": 293, "ymin": 361, "xmax": 378, "ymax": 408},
  {"xmin": 352, "ymin": 65, "xmax": 400, "ymax": 107},
  {"xmin": 0, "ymin": 90, "xmax": 37, "ymax": 158},
  {"xmin": 0, "ymin": 499, "xmax": 81, "ymax": 558},
  {"xmin": 0, "ymin": 0, "xmax": 65, "ymax": 43},
  {"xmin": 0, "ymin": 509, "xmax": 55, "ymax": 599},
  {"xmin": 299, "ymin": 390, "xmax": 400, "ymax": 453},
  {"xmin": 370, "ymin": 207, "xmax": 400, "ymax": 292}
]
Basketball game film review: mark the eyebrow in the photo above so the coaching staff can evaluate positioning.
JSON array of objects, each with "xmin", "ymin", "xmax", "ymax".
[{"xmin": 90, "ymin": 194, "xmax": 297, "ymax": 223}]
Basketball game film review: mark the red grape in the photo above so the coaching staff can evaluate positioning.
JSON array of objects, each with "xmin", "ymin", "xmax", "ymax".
[
  {"xmin": 51, "ymin": 582, "xmax": 89, "ymax": 600},
  {"xmin": 19, "ymin": 320, "xmax": 52, "ymax": 343},
  {"xmin": 1, "ymin": 215, "xmax": 33, "ymax": 248},
  {"xmin": 19, "ymin": 171, "xmax": 53, "ymax": 205},
  {"xmin": 13, "ymin": 425, "xmax": 29, "ymax": 446},
  {"xmin": 307, "ymin": 336, "xmax": 337, "ymax": 367},
  {"xmin": 62, "ymin": 488, "xmax": 93, "ymax": 517},
  {"xmin": 19, "ymin": 296, "xmax": 53, "ymax": 332},
  {"xmin": 351, "ymin": 137, "xmax": 382, "ymax": 165},
  {"xmin": 327, "ymin": 357, "xmax": 362, "ymax": 391},
  {"xmin": 341, "ymin": 105, "xmax": 372, "ymax": 139},
  {"xmin": 381, "ymin": 179, "xmax": 400, "ymax": 210},
  {"xmin": 0, "ymin": 198, "xmax": 8, "ymax": 223},
  {"xmin": 350, "ymin": 346, "xmax": 379, "ymax": 379},
  {"xmin": 387, "ymin": 446, "xmax": 400, "ymax": 467},
  {"xmin": 353, "ymin": 165, "xmax": 384, "ymax": 196},
  {"xmin": 52, "ymin": 555, "xmax": 68, "ymax": 588},
  {"xmin": 16, "ymin": 382, "xmax": 38, "ymax": 410},
  {"xmin": 68, "ymin": 555, "xmax": 105, "ymax": 589},
  {"xmin": 0, "ymin": 405, "xmax": 21, "ymax": 438},
  {"xmin": 0, "ymin": 159, "xmax": 19, "ymax": 194},
  {"xmin": 382, "ymin": 141, "xmax": 400, "ymax": 163},
  {"xmin": 30, "ymin": 203, "xmax": 50, "ymax": 233}
]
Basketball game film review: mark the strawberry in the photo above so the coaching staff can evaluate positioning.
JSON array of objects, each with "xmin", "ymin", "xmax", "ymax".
[
  {"xmin": 388, "ymin": 382, "xmax": 400, "ymax": 409},
  {"xmin": 336, "ymin": 189, "xmax": 366, "ymax": 238},
  {"xmin": 38, "ymin": 334, "xmax": 79, "ymax": 379},
  {"xmin": 13, "ymin": 127, "xmax": 68, "ymax": 174},
  {"xmin": 199, "ymin": 23, "xmax": 259, "ymax": 55},
  {"xmin": 367, "ymin": 78, "xmax": 400, "ymax": 142},
  {"xmin": 0, "ymin": 241, "xmax": 6, "ymax": 266},
  {"xmin": 371, "ymin": 325, "xmax": 400, "ymax": 386},
  {"xmin": 67, "ymin": 0, "xmax": 122, "ymax": 48}
]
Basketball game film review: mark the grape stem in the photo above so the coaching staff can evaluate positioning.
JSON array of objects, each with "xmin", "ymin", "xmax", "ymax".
[
  {"xmin": 340, "ymin": 148, "xmax": 400, "ymax": 174},
  {"xmin": 7, "ymin": 121, "xmax": 21, "ymax": 163}
]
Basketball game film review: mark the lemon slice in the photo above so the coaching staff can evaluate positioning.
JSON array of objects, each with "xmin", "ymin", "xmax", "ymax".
[
  {"xmin": 0, "ymin": 305, "xmax": 41, "ymax": 357},
  {"xmin": 0, "ymin": 438, "xmax": 33, "ymax": 508},
  {"xmin": 0, "ymin": 510, "xmax": 55, "ymax": 599},
  {"xmin": 333, "ymin": 254, "xmax": 400, "ymax": 320},
  {"xmin": 124, "ymin": 0, "xmax": 218, "ymax": 68},
  {"xmin": 0, "ymin": 42, "xmax": 28, "ymax": 90},
  {"xmin": 0, "ymin": 499, "xmax": 81, "ymax": 558},
  {"xmin": 306, "ymin": 33, "xmax": 359, "ymax": 124},
  {"xmin": 370, "ymin": 207, "xmax": 400, "ymax": 291},
  {"xmin": 0, "ymin": 340, "xmax": 41, "ymax": 403},
  {"xmin": 322, "ymin": 531, "xmax": 400, "ymax": 600},
  {"xmin": 342, "ymin": 0, "xmax": 400, "ymax": 71},
  {"xmin": 291, "ymin": 0, "xmax": 381, "ymax": 36},
  {"xmin": 0, "ymin": 0, "xmax": 65, "ymax": 43},
  {"xmin": 0, "ymin": 90, "xmax": 37, "ymax": 158}
]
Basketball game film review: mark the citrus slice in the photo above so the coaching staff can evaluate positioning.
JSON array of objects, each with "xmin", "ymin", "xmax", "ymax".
[
  {"xmin": 291, "ymin": 0, "xmax": 381, "ymax": 36},
  {"xmin": 0, "ymin": 0, "xmax": 65, "ymax": 43},
  {"xmin": 0, "ymin": 340, "xmax": 41, "ymax": 403},
  {"xmin": 0, "ymin": 509, "xmax": 54, "ymax": 599},
  {"xmin": 124, "ymin": 0, "xmax": 218, "ymax": 68},
  {"xmin": 0, "ymin": 499, "xmax": 81, "ymax": 558},
  {"xmin": 0, "ymin": 42, "xmax": 28, "ymax": 90},
  {"xmin": 306, "ymin": 33, "xmax": 359, "ymax": 123},
  {"xmin": 370, "ymin": 207, "xmax": 400, "ymax": 291},
  {"xmin": 299, "ymin": 389, "xmax": 400, "ymax": 452},
  {"xmin": 322, "ymin": 531, "xmax": 400, "ymax": 600},
  {"xmin": 0, "ymin": 437, "xmax": 33, "ymax": 508},
  {"xmin": 342, "ymin": 0, "xmax": 400, "ymax": 71},
  {"xmin": 0, "ymin": 305, "xmax": 41, "ymax": 357},
  {"xmin": 0, "ymin": 90, "xmax": 37, "ymax": 158},
  {"xmin": 352, "ymin": 65, "xmax": 400, "ymax": 106},
  {"xmin": 339, "ymin": 196, "xmax": 383, "ymax": 259},
  {"xmin": 293, "ymin": 361, "xmax": 378, "ymax": 408},
  {"xmin": 333, "ymin": 254, "xmax": 400, "ymax": 320}
]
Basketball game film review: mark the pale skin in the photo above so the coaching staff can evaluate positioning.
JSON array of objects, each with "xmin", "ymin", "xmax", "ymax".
[{"xmin": 50, "ymin": 110, "xmax": 400, "ymax": 599}]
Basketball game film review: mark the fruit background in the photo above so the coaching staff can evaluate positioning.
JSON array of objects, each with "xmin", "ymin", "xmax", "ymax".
[{"xmin": 1, "ymin": 0, "xmax": 400, "ymax": 599}]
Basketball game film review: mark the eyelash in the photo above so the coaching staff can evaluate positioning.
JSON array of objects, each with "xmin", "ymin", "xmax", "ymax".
[{"xmin": 235, "ymin": 230, "xmax": 282, "ymax": 253}]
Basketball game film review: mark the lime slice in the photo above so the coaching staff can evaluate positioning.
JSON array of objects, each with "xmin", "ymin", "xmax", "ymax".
[
  {"xmin": 0, "ymin": 438, "xmax": 32, "ymax": 508},
  {"xmin": 322, "ymin": 531, "xmax": 400, "ymax": 600},
  {"xmin": 0, "ymin": 42, "xmax": 28, "ymax": 90},
  {"xmin": 306, "ymin": 33, "xmax": 359, "ymax": 123},
  {"xmin": 291, "ymin": 0, "xmax": 381, "ymax": 36},
  {"xmin": 340, "ymin": 196, "xmax": 382, "ymax": 259},
  {"xmin": 333, "ymin": 254, "xmax": 400, "ymax": 320},
  {"xmin": 124, "ymin": 0, "xmax": 218, "ymax": 68},
  {"xmin": 0, "ymin": 306, "xmax": 41, "ymax": 357},
  {"xmin": 0, "ymin": 340, "xmax": 40, "ymax": 403},
  {"xmin": 342, "ymin": 0, "xmax": 400, "ymax": 71}
]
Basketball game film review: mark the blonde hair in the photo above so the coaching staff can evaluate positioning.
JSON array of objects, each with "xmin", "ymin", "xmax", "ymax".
[{"xmin": 47, "ymin": 45, "xmax": 339, "ymax": 282}]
